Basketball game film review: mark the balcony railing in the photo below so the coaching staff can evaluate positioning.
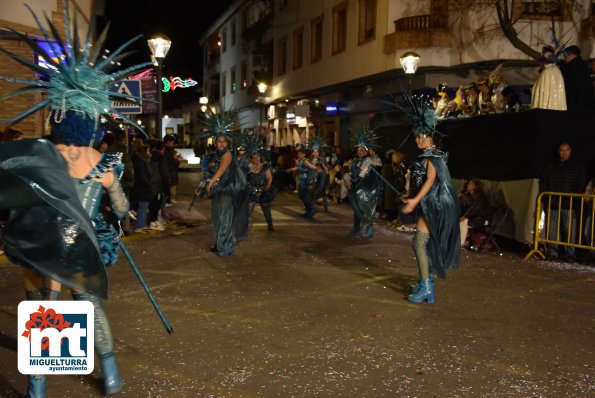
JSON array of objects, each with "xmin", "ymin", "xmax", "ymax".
[
  {"xmin": 384, "ymin": 14, "xmax": 451, "ymax": 53},
  {"xmin": 394, "ymin": 14, "xmax": 448, "ymax": 31}
]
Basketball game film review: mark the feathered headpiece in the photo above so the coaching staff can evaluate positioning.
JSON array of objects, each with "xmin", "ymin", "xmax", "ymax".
[
  {"xmin": 237, "ymin": 130, "xmax": 263, "ymax": 156},
  {"xmin": 304, "ymin": 135, "xmax": 328, "ymax": 153},
  {"xmin": 198, "ymin": 107, "xmax": 241, "ymax": 141},
  {"xmin": 351, "ymin": 127, "xmax": 380, "ymax": 150},
  {"xmin": 392, "ymin": 90, "xmax": 440, "ymax": 138},
  {"xmin": 0, "ymin": 3, "xmax": 153, "ymax": 140}
]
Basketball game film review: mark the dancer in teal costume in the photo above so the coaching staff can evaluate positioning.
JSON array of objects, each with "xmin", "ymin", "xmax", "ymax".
[
  {"xmin": 199, "ymin": 109, "xmax": 250, "ymax": 257},
  {"xmin": 347, "ymin": 129, "xmax": 382, "ymax": 239},
  {"xmin": 0, "ymin": 3, "xmax": 153, "ymax": 396},
  {"xmin": 397, "ymin": 93, "xmax": 461, "ymax": 304}
]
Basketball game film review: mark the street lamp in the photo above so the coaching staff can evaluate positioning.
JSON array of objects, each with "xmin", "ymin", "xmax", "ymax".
[
  {"xmin": 147, "ymin": 34, "xmax": 172, "ymax": 138},
  {"xmin": 199, "ymin": 96, "xmax": 208, "ymax": 113},
  {"xmin": 257, "ymin": 82, "xmax": 268, "ymax": 142},
  {"xmin": 399, "ymin": 51, "xmax": 421, "ymax": 94}
]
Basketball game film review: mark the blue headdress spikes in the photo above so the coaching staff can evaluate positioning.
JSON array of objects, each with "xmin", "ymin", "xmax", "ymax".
[
  {"xmin": 238, "ymin": 130, "xmax": 263, "ymax": 156},
  {"xmin": 0, "ymin": 4, "xmax": 153, "ymax": 138},
  {"xmin": 304, "ymin": 135, "xmax": 328, "ymax": 153},
  {"xmin": 351, "ymin": 128, "xmax": 380, "ymax": 150},
  {"xmin": 198, "ymin": 107, "xmax": 241, "ymax": 142},
  {"xmin": 392, "ymin": 90, "xmax": 440, "ymax": 138}
]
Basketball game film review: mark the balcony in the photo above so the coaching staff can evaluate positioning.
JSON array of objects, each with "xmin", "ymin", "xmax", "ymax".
[{"xmin": 384, "ymin": 14, "xmax": 452, "ymax": 53}]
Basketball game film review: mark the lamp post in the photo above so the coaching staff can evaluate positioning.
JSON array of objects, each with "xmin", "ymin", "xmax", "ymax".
[
  {"xmin": 199, "ymin": 96, "xmax": 208, "ymax": 113},
  {"xmin": 147, "ymin": 34, "xmax": 171, "ymax": 139},
  {"xmin": 257, "ymin": 82, "xmax": 267, "ymax": 145},
  {"xmin": 399, "ymin": 51, "xmax": 421, "ymax": 94}
]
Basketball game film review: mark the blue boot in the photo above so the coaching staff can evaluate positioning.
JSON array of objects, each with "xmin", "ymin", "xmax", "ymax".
[
  {"xmin": 101, "ymin": 353, "xmax": 122, "ymax": 395},
  {"xmin": 360, "ymin": 225, "xmax": 374, "ymax": 239},
  {"xmin": 410, "ymin": 277, "xmax": 435, "ymax": 293},
  {"xmin": 407, "ymin": 279, "xmax": 435, "ymax": 304},
  {"xmin": 27, "ymin": 375, "xmax": 46, "ymax": 398}
]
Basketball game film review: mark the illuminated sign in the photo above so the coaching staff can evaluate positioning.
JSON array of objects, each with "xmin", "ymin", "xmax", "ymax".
[
  {"xmin": 326, "ymin": 103, "xmax": 338, "ymax": 115},
  {"xmin": 162, "ymin": 76, "xmax": 198, "ymax": 92}
]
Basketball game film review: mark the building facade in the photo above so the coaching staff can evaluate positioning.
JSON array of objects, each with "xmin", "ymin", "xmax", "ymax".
[{"xmin": 199, "ymin": 0, "xmax": 594, "ymax": 149}]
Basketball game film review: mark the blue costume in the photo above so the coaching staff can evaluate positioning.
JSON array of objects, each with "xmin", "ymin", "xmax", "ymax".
[
  {"xmin": 245, "ymin": 161, "xmax": 276, "ymax": 231},
  {"xmin": 75, "ymin": 152, "xmax": 129, "ymax": 268},
  {"xmin": 0, "ymin": 2, "xmax": 154, "ymax": 395},
  {"xmin": 348, "ymin": 155, "xmax": 381, "ymax": 238},
  {"xmin": 209, "ymin": 148, "xmax": 250, "ymax": 256},
  {"xmin": 411, "ymin": 147, "xmax": 461, "ymax": 279},
  {"xmin": 0, "ymin": 139, "xmax": 108, "ymax": 296}
]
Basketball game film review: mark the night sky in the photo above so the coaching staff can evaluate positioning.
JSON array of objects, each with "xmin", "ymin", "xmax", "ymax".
[{"xmin": 102, "ymin": 0, "xmax": 234, "ymax": 107}]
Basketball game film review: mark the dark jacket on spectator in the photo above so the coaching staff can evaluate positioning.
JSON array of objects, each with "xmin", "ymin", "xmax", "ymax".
[
  {"xmin": 131, "ymin": 150, "xmax": 153, "ymax": 202},
  {"xmin": 539, "ymin": 158, "xmax": 586, "ymax": 208}
]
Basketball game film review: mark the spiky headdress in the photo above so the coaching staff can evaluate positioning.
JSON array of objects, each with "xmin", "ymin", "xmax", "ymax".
[
  {"xmin": 0, "ymin": 4, "xmax": 153, "ymax": 140},
  {"xmin": 351, "ymin": 128, "xmax": 380, "ymax": 150},
  {"xmin": 237, "ymin": 130, "xmax": 263, "ymax": 156},
  {"xmin": 198, "ymin": 107, "xmax": 241, "ymax": 142},
  {"xmin": 392, "ymin": 91, "xmax": 440, "ymax": 138},
  {"xmin": 304, "ymin": 135, "xmax": 328, "ymax": 153}
]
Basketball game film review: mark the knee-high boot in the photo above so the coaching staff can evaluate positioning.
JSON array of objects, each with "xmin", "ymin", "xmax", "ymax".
[
  {"xmin": 25, "ymin": 290, "xmax": 46, "ymax": 398},
  {"xmin": 262, "ymin": 203, "xmax": 274, "ymax": 231},
  {"xmin": 72, "ymin": 292, "xmax": 122, "ymax": 395}
]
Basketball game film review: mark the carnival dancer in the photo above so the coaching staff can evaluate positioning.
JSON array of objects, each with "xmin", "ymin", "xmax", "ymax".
[
  {"xmin": 285, "ymin": 147, "xmax": 309, "ymax": 211},
  {"xmin": 396, "ymin": 92, "xmax": 461, "ymax": 304},
  {"xmin": 0, "ymin": 3, "xmax": 155, "ymax": 395},
  {"xmin": 240, "ymin": 133, "xmax": 276, "ymax": 231},
  {"xmin": 302, "ymin": 136, "xmax": 330, "ymax": 218},
  {"xmin": 198, "ymin": 108, "xmax": 250, "ymax": 257},
  {"xmin": 346, "ymin": 129, "xmax": 382, "ymax": 238}
]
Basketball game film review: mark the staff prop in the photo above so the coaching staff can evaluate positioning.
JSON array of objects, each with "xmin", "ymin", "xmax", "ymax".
[
  {"xmin": 118, "ymin": 241, "xmax": 174, "ymax": 335},
  {"xmin": 370, "ymin": 166, "xmax": 402, "ymax": 197},
  {"xmin": 187, "ymin": 178, "xmax": 208, "ymax": 212}
]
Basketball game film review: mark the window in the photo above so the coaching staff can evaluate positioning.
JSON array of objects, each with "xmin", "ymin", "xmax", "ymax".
[
  {"xmin": 221, "ymin": 28, "xmax": 227, "ymax": 53},
  {"xmin": 241, "ymin": 60, "xmax": 248, "ymax": 89},
  {"xmin": 520, "ymin": 1, "xmax": 561, "ymax": 16},
  {"xmin": 358, "ymin": 0, "xmax": 376, "ymax": 44},
  {"xmin": 221, "ymin": 71, "xmax": 226, "ymax": 97},
  {"xmin": 332, "ymin": 2, "xmax": 348, "ymax": 55},
  {"xmin": 310, "ymin": 15, "xmax": 323, "ymax": 63},
  {"xmin": 231, "ymin": 19, "xmax": 237, "ymax": 47},
  {"xmin": 277, "ymin": 36, "xmax": 288, "ymax": 76},
  {"xmin": 293, "ymin": 27, "xmax": 304, "ymax": 70},
  {"xmin": 230, "ymin": 67, "xmax": 236, "ymax": 93}
]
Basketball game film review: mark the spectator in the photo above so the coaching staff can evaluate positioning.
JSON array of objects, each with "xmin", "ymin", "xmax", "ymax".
[
  {"xmin": 477, "ymin": 77, "xmax": 495, "ymax": 114},
  {"xmin": 130, "ymin": 138, "xmax": 153, "ymax": 231},
  {"xmin": 434, "ymin": 83, "xmax": 450, "ymax": 118},
  {"xmin": 443, "ymin": 100, "xmax": 461, "ymax": 119},
  {"xmin": 465, "ymin": 82, "xmax": 479, "ymax": 115},
  {"xmin": 490, "ymin": 72, "xmax": 508, "ymax": 113},
  {"xmin": 459, "ymin": 179, "xmax": 492, "ymax": 248},
  {"xmin": 148, "ymin": 140, "xmax": 170, "ymax": 230},
  {"xmin": 559, "ymin": 45, "xmax": 595, "ymax": 112},
  {"xmin": 163, "ymin": 134, "xmax": 180, "ymax": 204},
  {"xmin": 531, "ymin": 45, "xmax": 567, "ymax": 111},
  {"xmin": 539, "ymin": 142, "xmax": 586, "ymax": 261},
  {"xmin": 107, "ymin": 129, "xmax": 134, "ymax": 234}
]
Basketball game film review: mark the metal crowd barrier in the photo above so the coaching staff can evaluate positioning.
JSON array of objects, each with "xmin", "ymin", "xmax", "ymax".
[{"xmin": 525, "ymin": 191, "xmax": 595, "ymax": 260}]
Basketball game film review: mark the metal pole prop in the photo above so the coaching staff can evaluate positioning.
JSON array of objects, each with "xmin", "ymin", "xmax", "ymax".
[
  {"xmin": 370, "ymin": 166, "xmax": 402, "ymax": 197},
  {"xmin": 118, "ymin": 241, "xmax": 174, "ymax": 335}
]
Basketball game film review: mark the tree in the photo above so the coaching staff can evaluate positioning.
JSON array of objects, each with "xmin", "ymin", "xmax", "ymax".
[{"xmin": 454, "ymin": 0, "xmax": 585, "ymax": 61}]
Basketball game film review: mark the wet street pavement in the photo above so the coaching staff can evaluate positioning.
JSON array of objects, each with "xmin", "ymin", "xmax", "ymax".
[{"xmin": 1, "ymin": 170, "xmax": 594, "ymax": 397}]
